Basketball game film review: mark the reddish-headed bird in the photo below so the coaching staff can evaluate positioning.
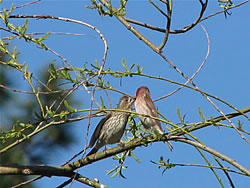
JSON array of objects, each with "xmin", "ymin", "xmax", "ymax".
[
  {"xmin": 135, "ymin": 86, "xmax": 173, "ymax": 151},
  {"xmin": 87, "ymin": 96, "xmax": 134, "ymax": 156}
]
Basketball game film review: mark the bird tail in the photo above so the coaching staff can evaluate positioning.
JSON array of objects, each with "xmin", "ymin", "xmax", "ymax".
[
  {"xmin": 153, "ymin": 125, "xmax": 173, "ymax": 151},
  {"xmin": 86, "ymin": 147, "xmax": 99, "ymax": 156},
  {"xmin": 165, "ymin": 141, "xmax": 173, "ymax": 151}
]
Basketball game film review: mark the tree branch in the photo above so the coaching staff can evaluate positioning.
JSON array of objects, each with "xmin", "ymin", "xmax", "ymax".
[
  {"xmin": 175, "ymin": 138, "xmax": 250, "ymax": 176},
  {"xmin": 61, "ymin": 134, "xmax": 250, "ymax": 176},
  {"xmin": 124, "ymin": 0, "xmax": 247, "ymax": 34}
]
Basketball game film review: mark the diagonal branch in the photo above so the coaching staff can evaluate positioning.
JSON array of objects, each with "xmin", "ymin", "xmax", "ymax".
[
  {"xmin": 155, "ymin": 24, "xmax": 210, "ymax": 101},
  {"xmin": 175, "ymin": 138, "xmax": 250, "ymax": 176},
  {"xmin": 0, "ymin": 165, "xmax": 107, "ymax": 188},
  {"xmin": 61, "ymin": 135, "xmax": 250, "ymax": 176}
]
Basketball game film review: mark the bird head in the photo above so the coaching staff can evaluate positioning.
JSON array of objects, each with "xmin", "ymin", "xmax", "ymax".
[
  {"xmin": 135, "ymin": 86, "xmax": 150, "ymax": 99},
  {"xmin": 118, "ymin": 96, "xmax": 135, "ymax": 110}
]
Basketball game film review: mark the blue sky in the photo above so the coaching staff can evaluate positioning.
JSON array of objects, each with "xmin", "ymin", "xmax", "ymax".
[{"xmin": 1, "ymin": 1, "xmax": 250, "ymax": 187}]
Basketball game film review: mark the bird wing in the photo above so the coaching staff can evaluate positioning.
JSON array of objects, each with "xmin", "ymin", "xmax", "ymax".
[
  {"xmin": 146, "ymin": 97, "xmax": 158, "ymax": 117},
  {"xmin": 88, "ymin": 113, "xmax": 112, "ymax": 148},
  {"xmin": 145, "ymin": 95, "xmax": 163, "ymax": 130}
]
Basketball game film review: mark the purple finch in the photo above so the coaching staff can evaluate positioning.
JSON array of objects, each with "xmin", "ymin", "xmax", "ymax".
[
  {"xmin": 135, "ymin": 86, "xmax": 173, "ymax": 151},
  {"xmin": 87, "ymin": 96, "xmax": 134, "ymax": 156}
]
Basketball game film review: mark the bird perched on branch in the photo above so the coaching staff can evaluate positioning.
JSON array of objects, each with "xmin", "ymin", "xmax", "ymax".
[
  {"xmin": 135, "ymin": 86, "xmax": 173, "ymax": 151},
  {"xmin": 87, "ymin": 96, "xmax": 134, "ymax": 156}
]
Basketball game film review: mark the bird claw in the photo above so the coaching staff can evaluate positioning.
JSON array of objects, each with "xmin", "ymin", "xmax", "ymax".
[{"xmin": 118, "ymin": 142, "xmax": 125, "ymax": 148}]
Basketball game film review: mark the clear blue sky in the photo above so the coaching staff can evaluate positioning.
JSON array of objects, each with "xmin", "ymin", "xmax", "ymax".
[{"xmin": 1, "ymin": 1, "xmax": 250, "ymax": 187}]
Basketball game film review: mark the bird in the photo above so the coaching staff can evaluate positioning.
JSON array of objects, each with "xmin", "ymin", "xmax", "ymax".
[
  {"xmin": 86, "ymin": 96, "xmax": 134, "ymax": 156},
  {"xmin": 135, "ymin": 86, "xmax": 173, "ymax": 151}
]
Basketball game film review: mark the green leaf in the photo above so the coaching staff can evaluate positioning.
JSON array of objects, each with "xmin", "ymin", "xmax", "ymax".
[
  {"xmin": 59, "ymin": 112, "xmax": 66, "ymax": 119},
  {"xmin": 95, "ymin": 59, "xmax": 100, "ymax": 69},
  {"xmin": 136, "ymin": 64, "xmax": 144, "ymax": 74},
  {"xmin": 61, "ymin": 70, "xmax": 71, "ymax": 80},
  {"xmin": 198, "ymin": 107, "xmax": 206, "ymax": 122},
  {"xmin": 129, "ymin": 151, "xmax": 141, "ymax": 163},
  {"xmin": 27, "ymin": 72, "xmax": 33, "ymax": 80},
  {"xmin": 23, "ymin": 19, "xmax": 28, "ymax": 33},
  {"xmin": 0, "ymin": 45, "xmax": 7, "ymax": 53},
  {"xmin": 64, "ymin": 100, "xmax": 76, "ymax": 112},
  {"xmin": 177, "ymin": 108, "xmax": 184, "ymax": 123},
  {"xmin": 18, "ymin": 123, "xmax": 26, "ymax": 128},
  {"xmin": 122, "ymin": 59, "xmax": 129, "ymax": 72},
  {"xmin": 106, "ymin": 81, "xmax": 112, "ymax": 89},
  {"xmin": 111, "ymin": 168, "xmax": 120, "ymax": 178},
  {"xmin": 97, "ymin": 78, "xmax": 104, "ymax": 87},
  {"xmin": 100, "ymin": 96, "xmax": 105, "ymax": 108},
  {"xmin": 116, "ymin": 11, "xmax": 126, "ymax": 16},
  {"xmin": 210, "ymin": 116, "xmax": 218, "ymax": 127},
  {"xmin": 85, "ymin": 0, "xmax": 98, "ymax": 9},
  {"xmin": 48, "ymin": 61, "xmax": 58, "ymax": 80},
  {"xmin": 106, "ymin": 166, "xmax": 119, "ymax": 175},
  {"xmin": 129, "ymin": 64, "xmax": 135, "ymax": 71},
  {"xmin": 24, "ymin": 64, "xmax": 28, "ymax": 74},
  {"xmin": 237, "ymin": 120, "xmax": 243, "ymax": 129},
  {"xmin": 46, "ymin": 106, "xmax": 54, "ymax": 116},
  {"xmin": 113, "ymin": 154, "xmax": 120, "ymax": 160},
  {"xmin": 12, "ymin": 46, "xmax": 17, "ymax": 59}
]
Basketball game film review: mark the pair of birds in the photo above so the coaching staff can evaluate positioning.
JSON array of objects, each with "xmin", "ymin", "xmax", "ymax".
[{"xmin": 87, "ymin": 86, "xmax": 172, "ymax": 156}]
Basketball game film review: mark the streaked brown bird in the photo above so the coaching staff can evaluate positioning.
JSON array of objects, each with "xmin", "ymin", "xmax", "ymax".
[
  {"xmin": 135, "ymin": 86, "xmax": 173, "ymax": 151},
  {"xmin": 87, "ymin": 96, "xmax": 134, "ymax": 156}
]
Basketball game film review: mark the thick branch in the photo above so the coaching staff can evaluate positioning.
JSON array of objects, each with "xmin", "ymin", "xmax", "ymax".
[
  {"xmin": 60, "ymin": 134, "xmax": 250, "ymax": 176},
  {"xmin": 0, "ymin": 165, "xmax": 73, "ymax": 177},
  {"xmin": 99, "ymin": 0, "xmax": 160, "ymax": 53},
  {"xmin": 0, "ymin": 165, "xmax": 108, "ymax": 188}
]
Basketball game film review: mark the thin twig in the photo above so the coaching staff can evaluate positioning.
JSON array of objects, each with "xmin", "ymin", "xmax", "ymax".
[
  {"xmin": 0, "ymin": 0, "xmax": 41, "ymax": 13},
  {"xmin": 160, "ymin": 52, "xmax": 249, "ymax": 144},
  {"xmin": 104, "ymin": 88, "xmax": 112, "ymax": 108},
  {"xmin": 1, "ymin": 31, "xmax": 86, "ymax": 41},
  {"xmin": 158, "ymin": 0, "xmax": 172, "ymax": 50},
  {"xmin": 57, "ymin": 177, "xmax": 74, "ymax": 188},
  {"xmin": 149, "ymin": 0, "xmax": 168, "ymax": 18},
  {"xmin": 164, "ymin": 163, "xmax": 246, "ymax": 176},
  {"xmin": 10, "ymin": 176, "xmax": 43, "ymax": 188},
  {"xmin": 155, "ymin": 24, "xmax": 210, "ymax": 101},
  {"xmin": 55, "ymin": 67, "xmax": 249, "ymax": 120},
  {"xmin": 215, "ymin": 157, "xmax": 235, "ymax": 188},
  {"xmin": 200, "ymin": 0, "xmax": 249, "ymax": 23},
  {"xmin": 124, "ymin": 0, "xmax": 208, "ymax": 34},
  {"xmin": 175, "ymin": 138, "xmax": 250, "ymax": 176},
  {"xmin": 0, "ymin": 83, "xmax": 67, "ymax": 94},
  {"xmin": 0, "ymin": 113, "xmax": 102, "ymax": 153},
  {"xmin": 124, "ymin": 0, "xmax": 247, "ymax": 34},
  {"xmin": 61, "ymin": 148, "xmax": 87, "ymax": 166},
  {"xmin": 8, "ymin": 15, "xmax": 108, "ymax": 83}
]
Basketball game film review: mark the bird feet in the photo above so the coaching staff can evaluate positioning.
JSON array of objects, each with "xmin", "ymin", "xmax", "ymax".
[{"xmin": 118, "ymin": 142, "xmax": 125, "ymax": 149}]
